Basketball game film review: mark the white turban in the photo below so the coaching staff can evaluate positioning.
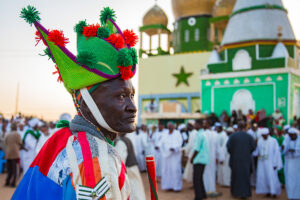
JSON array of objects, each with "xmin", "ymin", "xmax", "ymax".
[
  {"xmin": 178, "ymin": 123, "xmax": 186, "ymax": 131},
  {"xmin": 260, "ymin": 128, "xmax": 269, "ymax": 135},
  {"xmin": 28, "ymin": 118, "xmax": 40, "ymax": 128},
  {"xmin": 59, "ymin": 113, "xmax": 72, "ymax": 122}
]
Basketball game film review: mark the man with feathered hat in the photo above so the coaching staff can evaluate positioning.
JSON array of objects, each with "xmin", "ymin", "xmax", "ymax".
[{"xmin": 13, "ymin": 5, "xmax": 139, "ymax": 199}]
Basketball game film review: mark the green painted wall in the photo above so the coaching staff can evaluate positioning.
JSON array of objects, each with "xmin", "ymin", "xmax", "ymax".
[
  {"xmin": 173, "ymin": 15, "xmax": 212, "ymax": 53},
  {"xmin": 207, "ymin": 44, "xmax": 296, "ymax": 73},
  {"xmin": 201, "ymin": 73, "xmax": 289, "ymax": 120},
  {"xmin": 289, "ymin": 74, "xmax": 300, "ymax": 121}
]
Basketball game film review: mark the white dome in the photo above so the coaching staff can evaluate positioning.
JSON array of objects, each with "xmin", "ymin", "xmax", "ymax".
[
  {"xmin": 221, "ymin": 0, "xmax": 295, "ymax": 45},
  {"xmin": 232, "ymin": 0, "xmax": 283, "ymax": 12},
  {"xmin": 208, "ymin": 50, "xmax": 221, "ymax": 63},
  {"xmin": 272, "ymin": 42, "xmax": 289, "ymax": 58}
]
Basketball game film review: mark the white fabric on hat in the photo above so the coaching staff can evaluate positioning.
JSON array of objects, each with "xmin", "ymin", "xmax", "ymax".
[
  {"xmin": 284, "ymin": 125, "xmax": 291, "ymax": 131},
  {"xmin": 227, "ymin": 127, "xmax": 234, "ymax": 132},
  {"xmin": 288, "ymin": 128, "xmax": 298, "ymax": 134},
  {"xmin": 59, "ymin": 113, "xmax": 72, "ymax": 122},
  {"xmin": 260, "ymin": 128, "xmax": 269, "ymax": 135},
  {"xmin": 178, "ymin": 123, "xmax": 186, "ymax": 131},
  {"xmin": 215, "ymin": 122, "xmax": 222, "ymax": 127},
  {"xmin": 28, "ymin": 118, "xmax": 40, "ymax": 128},
  {"xmin": 188, "ymin": 120, "xmax": 195, "ymax": 125},
  {"xmin": 38, "ymin": 121, "xmax": 44, "ymax": 127}
]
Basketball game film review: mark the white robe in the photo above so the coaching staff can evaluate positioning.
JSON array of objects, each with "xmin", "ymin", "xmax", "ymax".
[
  {"xmin": 283, "ymin": 135, "xmax": 300, "ymax": 199},
  {"xmin": 115, "ymin": 139, "xmax": 146, "ymax": 200},
  {"xmin": 183, "ymin": 129, "xmax": 197, "ymax": 183},
  {"xmin": 35, "ymin": 133, "xmax": 51, "ymax": 156},
  {"xmin": 21, "ymin": 133, "xmax": 38, "ymax": 174},
  {"xmin": 152, "ymin": 129, "xmax": 167, "ymax": 177},
  {"xmin": 254, "ymin": 137, "xmax": 282, "ymax": 195},
  {"xmin": 136, "ymin": 131, "xmax": 148, "ymax": 171},
  {"xmin": 217, "ymin": 132, "xmax": 231, "ymax": 186},
  {"xmin": 161, "ymin": 130, "xmax": 183, "ymax": 191},
  {"xmin": 203, "ymin": 129, "xmax": 220, "ymax": 193}
]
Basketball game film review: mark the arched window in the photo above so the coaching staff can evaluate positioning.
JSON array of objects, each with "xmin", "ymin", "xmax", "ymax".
[
  {"xmin": 232, "ymin": 50, "xmax": 252, "ymax": 70},
  {"xmin": 185, "ymin": 30, "xmax": 189, "ymax": 42},
  {"xmin": 195, "ymin": 28, "xmax": 199, "ymax": 41}
]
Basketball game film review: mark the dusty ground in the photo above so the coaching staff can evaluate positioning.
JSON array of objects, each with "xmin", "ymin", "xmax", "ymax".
[{"xmin": 0, "ymin": 172, "xmax": 287, "ymax": 200}]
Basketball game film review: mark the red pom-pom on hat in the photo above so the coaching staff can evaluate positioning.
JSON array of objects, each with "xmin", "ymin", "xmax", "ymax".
[
  {"xmin": 82, "ymin": 24, "xmax": 100, "ymax": 40},
  {"xmin": 123, "ymin": 29, "xmax": 138, "ymax": 47},
  {"xmin": 107, "ymin": 33, "xmax": 125, "ymax": 49},
  {"xmin": 52, "ymin": 65, "xmax": 63, "ymax": 82},
  {"xmin": 48, "ymin": 30, "xmax": 69, "ymax": 47},
  {"xmin": 35, "ymin": 30, "xmax": 47, "ymax": 46},
  {"xmin": 118, "ymin": 66, "xmax": 133, "ymax": 80}
]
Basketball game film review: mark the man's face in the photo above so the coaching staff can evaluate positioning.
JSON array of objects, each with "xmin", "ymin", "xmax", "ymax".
[
  {"xmin": 203, "ymin": 120, "xmax": 209, "ymax": 129},
  {"xmin": 85, "ymin": 78, "xmax": 137, "ymax": 133},
  {"xmin": 167, "ymin": 123, "xmax": 174, "ymax": 132},
  {"xmin": 216, "ymin": 126, "xmax": 222, "ymax": 133},
  {"xmin": 289, "ymin": 134, "xmax": 297, "ymax": 141},
  {"xmin": 158, "ymin": 124, "xmax": 164, "ymax": 131},
  {"xmin": 262, "ymin": 134, "xmax": 268, "ymax": 140}
]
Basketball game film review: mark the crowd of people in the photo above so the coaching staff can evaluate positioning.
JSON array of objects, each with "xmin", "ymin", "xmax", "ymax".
[
  {"xmin": 1, "ymin": 108, "xmax": 300, "ymax": 200},
  {"xmin": 128, "ymin": 109, "xmax": 300, "ymax": 200},
  {"xmin": 0, "ymin": 113, "xmax": 70, "ymax": 187}
]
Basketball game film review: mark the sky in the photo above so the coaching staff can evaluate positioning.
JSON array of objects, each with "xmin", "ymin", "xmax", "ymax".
[{"xmin": 0, "ymin": 0, "xmax": 299, "ymax": 120}]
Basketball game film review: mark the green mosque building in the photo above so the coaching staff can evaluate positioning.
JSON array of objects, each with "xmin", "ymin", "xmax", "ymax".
[{"xmin": 138, "ymin": 0, "xmax": 300, "ymax": 125}]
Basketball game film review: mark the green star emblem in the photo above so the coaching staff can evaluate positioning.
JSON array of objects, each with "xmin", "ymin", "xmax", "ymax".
[{"xmin": 172, "ymin": 66, "xmax": 193, "ymax": 87}]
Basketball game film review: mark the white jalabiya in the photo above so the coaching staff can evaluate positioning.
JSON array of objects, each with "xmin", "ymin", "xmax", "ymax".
[
  {"xmin": 217, "ymin": 131, "xmax": 231, "ymax": 186},
  {"xmin": 136, "ymin": 130, "xmax": 148, "ymax": 171},
  {"xmin": 203, "ymin": 129, "xmax": 220, "ymax": 193},
  {"xmin": 152, "ymin": 129, "xmax": 167, "ymax": 177},
  {"xmin": 17, "ymin": 128, "xmax": 26, "ymax": 169},
  {"xmin": 35, "ymin": 133, "xmax": 51, "ymax": 156},
  {"xmin": 254, "ymin": 137, "xmax": 282, "ymax": 195},
  {"xmin": 282, "ymin": 135, "xmax": 300, "ymax": 199},
  {"xmin": 22, "ymin": 133, "xmax": 39, "ymax": 174},
  {"xmin": 115, "ymin": 140, "xmax": 146, "ymax": 200},
  {"xmin": 183, "ymin": 129, "xmax": 197, "ymax": 183},
  {"xmin": 161, "ymin": 129, "xmax": 183, "ymax": 191}
]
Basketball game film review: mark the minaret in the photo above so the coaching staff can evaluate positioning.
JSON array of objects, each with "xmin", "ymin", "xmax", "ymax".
[
  {"xmin": 171, "ymin": 0, "xmax": 217, "ymax": 53},
  {"xmin": 139, "ymin": 3, "xmax": 170, "ymax": 57}
]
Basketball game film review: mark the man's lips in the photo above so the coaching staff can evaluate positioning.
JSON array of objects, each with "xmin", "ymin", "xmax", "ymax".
[{"xmin": 125, "ymin": 115, "xmax": 136, "ymax": 122}]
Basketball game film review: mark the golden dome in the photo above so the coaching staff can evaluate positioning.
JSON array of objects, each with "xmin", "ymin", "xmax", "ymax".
[
  {"xmin": 213, "ymin": 0, "xmax": 236, "ymax": 29},
  {"xmin": 172, "ymin": 0, "xmax": 217, "ymax": 20},
  {"xmin": 142, "ymin": 5, "xmax": 168, "ymax": 36},
  {"xmin": 213, "ymin": 0, "xmax": 235, "ymax": 17}
]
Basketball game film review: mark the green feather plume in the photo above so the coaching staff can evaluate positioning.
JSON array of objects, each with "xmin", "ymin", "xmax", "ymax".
[
  {"xmin": 100, "ymin": 7, "xmax": 116, "ymax": 25},
  {"xmin": 129, "ymin": 48, "xmax": 138, "ymax": 66},
  {"xmin": 20, "ymin": 5, "xmax": 41, "ymax": 26},
  {"xmin": 77, "ymin": 51, "xmax": 97, "ymax": 68},
  {"xmin": 97, "ymin": 27, "xmax": 110, "ymax": 38},
  {"xmin": 117, "ymin": 48, "xmax": 133, "ymax": 67},
  {"xmin": 74, "ymin": 20, "xmax": 87, "ymax": 34},
  {"xmin": 39, "ymin": 48, "xmax": 54, "ymax": 62}
]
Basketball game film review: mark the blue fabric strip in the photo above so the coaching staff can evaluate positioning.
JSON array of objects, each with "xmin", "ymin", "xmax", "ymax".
[{"xmin": 12, "ymin": 166, "xmax": 63, "ymax": 200}]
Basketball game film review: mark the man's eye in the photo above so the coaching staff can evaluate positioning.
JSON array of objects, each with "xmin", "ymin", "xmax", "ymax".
[
  {"xmin": 120, "ymin": 94, "xmax": 126, "ymax": 99},
  {"xmin": 130, "ymin": 93, "xmax": 135, "ymax": 99}
]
